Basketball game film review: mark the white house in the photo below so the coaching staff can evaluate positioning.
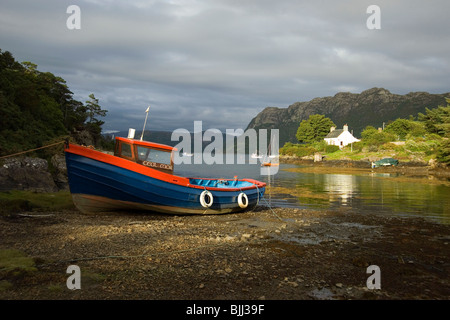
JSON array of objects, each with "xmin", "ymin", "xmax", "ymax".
[{"xmin": 324, "ymin": 124, "xmax": 360, "ymax": 148}]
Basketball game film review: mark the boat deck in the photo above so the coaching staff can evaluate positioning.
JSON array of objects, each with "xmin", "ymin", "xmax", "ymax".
[{"xmin": 188, "ymin": 178, "xmax": 255, "ymax": 189}]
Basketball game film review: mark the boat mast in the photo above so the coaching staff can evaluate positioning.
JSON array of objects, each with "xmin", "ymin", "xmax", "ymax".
[{"xmin": 140, "ymin": 106, "xmax": 150, "ymax": 141}]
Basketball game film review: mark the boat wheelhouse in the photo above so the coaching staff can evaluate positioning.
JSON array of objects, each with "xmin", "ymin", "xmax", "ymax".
[{"xmin": 114, "ymin": 137, "xmax": 175, "ymax": 173}]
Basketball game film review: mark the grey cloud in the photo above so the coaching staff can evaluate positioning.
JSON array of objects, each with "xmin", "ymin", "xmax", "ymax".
[{"xmin": 1, "ymin": 0, "xmax": 449, "ymax": 133}]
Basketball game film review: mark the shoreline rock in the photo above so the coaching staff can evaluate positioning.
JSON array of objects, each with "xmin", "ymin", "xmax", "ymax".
[
  {"xmin": 0, "ymin": 156, "xmax": 68, "ymax": 192},
  {"xmin": 280, "ymin": 156, "xmax": 450, "ymax": 179}
]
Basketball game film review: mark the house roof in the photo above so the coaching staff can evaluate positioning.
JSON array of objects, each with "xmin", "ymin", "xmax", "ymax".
[{"xmin": 324, "ymin": 129, "xmax": 344, "ymax": 139}]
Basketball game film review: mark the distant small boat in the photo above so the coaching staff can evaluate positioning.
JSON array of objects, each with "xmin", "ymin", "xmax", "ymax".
[
  {"xmin": 261, "ymin": 137, "xmax": 279, "ymax": 167},
  {"xmin": 262, "ymin": 162, "xmax": 279, "ymax": 167},
  {"xmin": 64, "ymin": 136, "xmax": 266, "ymax": 215},
  {"xmin": 251, "ymin": 152, "xmax": 263, "ymax": 159},
  {"xmin": 371, "ymin": 158, "xmax": 399, "ymax": 168}
]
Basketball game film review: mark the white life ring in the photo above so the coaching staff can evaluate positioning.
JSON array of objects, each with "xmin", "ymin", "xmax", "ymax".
[
  {"xmin": 237, "ymin": 192, "xmax": 248, "ymax": 209},
  {"xmin": 200, "ymin": 190, "xmax": 213, "ymax": 208}
]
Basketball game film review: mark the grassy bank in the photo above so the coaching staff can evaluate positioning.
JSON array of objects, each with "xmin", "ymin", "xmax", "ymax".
[
  {"xmin": 280, "ymin": 136, "xmax": 447, "ymax": 165},
  {"xmin": 0, "ymin": 190, "xmax": 74, "ymax": 216},
  {"xmin": 325, "ymin": 138, "xmax": 441, "ymax": 163}
]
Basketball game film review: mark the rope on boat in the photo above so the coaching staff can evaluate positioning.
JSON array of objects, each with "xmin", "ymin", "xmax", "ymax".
[
  {"xmin": 261, "ymin": 196, "xmax": 283, "ymax": 221},
  {"xmin": 254, "ymin": 183, "xmax": 283, "ymax": 221},
  {"xmin": 254, "ymin": 184, "xmax": 260, "ymax": 205}
]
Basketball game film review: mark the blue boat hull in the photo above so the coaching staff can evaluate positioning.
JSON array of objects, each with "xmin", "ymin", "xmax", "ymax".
[{"xmin": 65, "ymin": 152, "xmax": 265, "ymax": 215}]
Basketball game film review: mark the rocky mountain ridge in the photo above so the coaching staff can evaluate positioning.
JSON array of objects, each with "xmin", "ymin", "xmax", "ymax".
[{"xmin": 246, "ymin": 88, "xmax": 450, "ymax": 146}]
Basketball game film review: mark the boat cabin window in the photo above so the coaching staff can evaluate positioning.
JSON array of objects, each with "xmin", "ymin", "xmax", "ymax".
[
  {"xmin": 137, "ymin": 146, "xmax": 171, "ymax": 165},
  {"xmin": 115, "ymin": 141, "xmax": 134, "ymax": 160},
  {"xmin": 121, "ymin": 143, "xmax": 133, "ymax": 158},
  {"xmin": 136, "ymin": 146, "xmax": 173, "ymax": 172}
]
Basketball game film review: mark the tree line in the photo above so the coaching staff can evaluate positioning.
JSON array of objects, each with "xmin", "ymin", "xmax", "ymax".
[{"xmin": 0, "ymin": 49, "xmax": 108, "ymax": 157}]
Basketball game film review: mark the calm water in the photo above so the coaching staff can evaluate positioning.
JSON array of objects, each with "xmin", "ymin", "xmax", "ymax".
[{"xmin": 174, "ymin": 159, "xmax": 450, "ymax": 224}]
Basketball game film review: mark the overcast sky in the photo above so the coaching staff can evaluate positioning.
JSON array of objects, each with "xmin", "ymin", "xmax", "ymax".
[{"xmin": 1, "ymin": 0, "xmax": 449, "ymax": 133}]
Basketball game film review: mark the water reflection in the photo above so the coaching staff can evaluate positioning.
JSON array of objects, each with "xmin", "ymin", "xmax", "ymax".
[
  {"xmin": 323, "ymin": 174, "xmax": 357, "ymax": 205},
  {"xmin": 282, "ymin": 166, "xmax": 450, "ymax": 223},
  {"xmin": 174, "ymin": 161, "xmax": 450, "ymax": 223},
  {"xmin": 278, "ymin": 166, "xmax": 449, "ymax": 223}
]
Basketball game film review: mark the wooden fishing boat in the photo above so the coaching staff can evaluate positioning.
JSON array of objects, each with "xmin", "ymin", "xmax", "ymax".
[{"xmin": 64, "ymin": 136, "xmax": 266, "ymax": 215}]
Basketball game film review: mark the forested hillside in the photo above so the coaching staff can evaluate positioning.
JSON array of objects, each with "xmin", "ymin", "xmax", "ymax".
[{"xmin": 0, "ymin": 49, "xmax": 107, "ymax": 157}]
